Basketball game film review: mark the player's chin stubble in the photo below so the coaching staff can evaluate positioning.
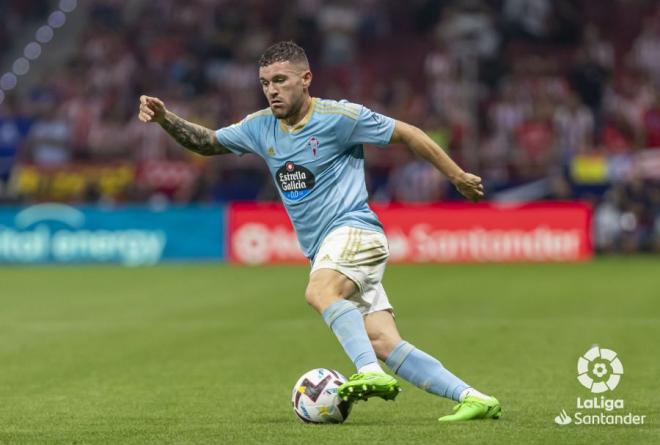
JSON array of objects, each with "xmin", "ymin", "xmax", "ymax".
[
  {"xmin": 272, "ymin": 103, "xmax": 298, "ymax": 120},
  {"xmin": 272, "ymin": 107, "xmax": 288, "ymax": 118}
]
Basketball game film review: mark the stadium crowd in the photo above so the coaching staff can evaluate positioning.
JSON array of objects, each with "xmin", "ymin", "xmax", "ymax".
[{"xmin": 0, "ymin": 0, "xmax": 658, "ymax": 252}]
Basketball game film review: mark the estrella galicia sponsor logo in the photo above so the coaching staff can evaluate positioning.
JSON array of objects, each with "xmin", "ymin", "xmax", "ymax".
[
  {"xmin": 276, "ymin": 161, "xmax": 315, "ymax": 201},
  {"xmin": 553, "ymin": 346, "xmax": 647, "ymax": 426}
]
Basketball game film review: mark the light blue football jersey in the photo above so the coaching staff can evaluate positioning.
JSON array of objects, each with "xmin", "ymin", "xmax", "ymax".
[{"xmin": 215, "ymin": 98, "xmax": 395, "ymax": 259}]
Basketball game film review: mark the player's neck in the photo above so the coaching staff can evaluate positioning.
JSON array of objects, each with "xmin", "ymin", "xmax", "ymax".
[{"xmin": 282, "ymin": 95, "xmax": 312, "ymax": 127}]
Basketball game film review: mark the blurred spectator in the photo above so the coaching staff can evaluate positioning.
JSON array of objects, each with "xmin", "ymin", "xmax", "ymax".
[
  {"xmin": 87, "ymin": 106, "xmax": 133, "ymax": 160},
  {"xmin": 317, "ymin": 0, "xmax": 360, "ymax": 66},
  {"xmin": 0, "ymin": 0, "xmax": 50, "ymax": 54},
  {"xmin": 24, "ymin": 101, "xmax": 72, "ymax": 166},
  {"xmin": 570, "ymin": 48, "xmax": 609, "ymax": 130},
  {"xmin": 440, "ymin": 1, "xmax": 499, "ymax": 59},
  {"xmin": 600, "ymin": 112, "xmax": 636, "ymax": 153},
  {"xmin": 633, "ymin": 18, "xmax": 660, "ymax": 88},
  {"xmin": 593, "ymin": 186, "xmax": 624, "ymax": 252},
  {"xmin": 641, "ymin": 91, "xmax": 660, "ymax": 148},
  {"xmin": 0, "ymin": 97, "xmax": 33, "ymax": 190},
  {"xmin": 603, "ymin": 71, "xmax": 654, "ymax": 145},
  {"xmin": 388, "ymin": 159, "xmax": 447, "ymax": 203},
  {"xmin": 503, "ymin": 0, "xmax": 552, "ymax": 41},
  {"xmin": 593, "ymin": 180, "xmax": 660, "ymax": 252},
  {"xmin": 513, "ymin": 101, "xmax": 555, "ymax": 178},
  {"xmin": 582, "ymin": 24, "xmax": 614, "ymax": 71},
  {"xmin": 553, "ymin": 91, "xmax": 593, "ymax": 161},
  {"xmin": 488, "ymin": 82, "xmax": 528, "ymax": 158}
]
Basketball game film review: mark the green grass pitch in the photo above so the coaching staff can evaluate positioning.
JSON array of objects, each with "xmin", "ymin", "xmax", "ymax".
[{"xmin": 0, "ymin": 258, "xmax": 658, "ymax": 444}]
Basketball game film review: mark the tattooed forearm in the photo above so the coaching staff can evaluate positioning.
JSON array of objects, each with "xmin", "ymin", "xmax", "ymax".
[{"xmin": 159, "ymin": 111, "xmax": 229, "ymax": 156}]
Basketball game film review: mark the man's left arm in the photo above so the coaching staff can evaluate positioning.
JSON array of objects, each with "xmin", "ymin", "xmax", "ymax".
[{"xmin": 389, "ymin": 120, "xmax": 484, "ymax": 202}]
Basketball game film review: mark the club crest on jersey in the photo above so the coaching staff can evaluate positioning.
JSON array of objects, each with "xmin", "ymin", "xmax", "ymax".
[
  {"xmin": 267, "ymin": 146, "xmax": 276, "ymax": 156},
  {"xmin": 308, "ymin": 137, "xmax": 320, "ymax": 156},
  {"xmin": 276, "ymin": 161, "xmax": 316, "ymax": 201}
]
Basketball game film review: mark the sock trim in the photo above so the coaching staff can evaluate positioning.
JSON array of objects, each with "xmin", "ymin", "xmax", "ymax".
[
  {"xmin": 384, "ymin": 340, "xmax": 415, "ymax": 372},
  {"xmin": 321, "ymin": 299, "xmax": 358, "ymax": 327},
  {"xmin": 459, "ymin": 387, "xmax": 489, "ymax": 402},
  {"xmin": 452, "ymin": 383, "xmax": 471, "ymax": 402},
  {"xmin": 358, "ymin": 362, "xmax": 384, "ymax": 374}
]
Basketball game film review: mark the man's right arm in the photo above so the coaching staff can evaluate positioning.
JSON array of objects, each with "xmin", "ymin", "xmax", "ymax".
[
  {"xmin": 138, "ymin": 95, "xmax": 230, "ymax": 156},
  {"xmin": 159, "ymin": 110, "xmax": 230, "ymax": 156}
]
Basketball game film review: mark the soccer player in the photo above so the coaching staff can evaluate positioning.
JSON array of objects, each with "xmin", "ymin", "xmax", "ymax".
[{"xmin": 138, "ymin": 41, "xmax": 500, "ymax": 422}]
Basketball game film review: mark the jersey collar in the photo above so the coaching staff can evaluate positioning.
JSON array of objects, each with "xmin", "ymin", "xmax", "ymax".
[{"xmin": 278, "ymin": 97, "xmax": 316, "ymax": 134}]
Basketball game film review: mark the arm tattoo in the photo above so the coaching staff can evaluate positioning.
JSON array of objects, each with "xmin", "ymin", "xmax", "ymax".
[{"xmin": 159, "ymin": 111, "xmax": 230, "ymax": 156}]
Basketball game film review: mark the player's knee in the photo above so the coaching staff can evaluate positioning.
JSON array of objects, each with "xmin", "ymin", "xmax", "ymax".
[
  {"xmin": 305, "ymin": 286, "xmax": 347, "ymax": 313},
  {"xmin": 304, "ymin": 286, "xmax": 325, "ymax": 311}
]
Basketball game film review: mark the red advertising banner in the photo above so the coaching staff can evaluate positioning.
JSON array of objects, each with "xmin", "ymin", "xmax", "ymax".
[{"xmin": 227, "ymin": 202, "xmax": 592, "ymax": 264}]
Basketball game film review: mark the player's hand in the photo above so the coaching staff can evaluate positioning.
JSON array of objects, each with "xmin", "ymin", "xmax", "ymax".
[
  {"xmin": 138, "ymin": 95, "xmax": 167, "ymax": 124},
  {"xmin": 453, "ymin": 172, "xmax": 484, "ymax": 203}
]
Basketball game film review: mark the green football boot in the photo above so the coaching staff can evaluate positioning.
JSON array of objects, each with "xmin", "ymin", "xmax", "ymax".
[
  {"xmin": 438, "ymin": 396, "xmax": 501, "ymax": 422},
  {"xmin": 337, "ymin": 372, "xmax": 401, "ymax": 402}
]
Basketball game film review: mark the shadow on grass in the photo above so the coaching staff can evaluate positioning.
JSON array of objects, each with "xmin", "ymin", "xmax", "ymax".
[{"xmin": 253, "ymin": 415, "xmax": 462, "ymax": 427}]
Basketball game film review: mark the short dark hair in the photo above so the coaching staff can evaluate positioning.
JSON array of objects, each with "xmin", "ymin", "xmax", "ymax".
[{"xmin": 259, "ymin": 41, "xmax": 309, "ymax": 67}]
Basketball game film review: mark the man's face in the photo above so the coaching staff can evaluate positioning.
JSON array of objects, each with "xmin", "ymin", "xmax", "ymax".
[{"xmin": 259, "ymin": 61, "xmax": 311, "ymax": 119}]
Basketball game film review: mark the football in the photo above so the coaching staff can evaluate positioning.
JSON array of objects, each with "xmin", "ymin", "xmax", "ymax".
[{"xmin": 291, "ymin": 368, "xmax": 353, "ymax": 424}]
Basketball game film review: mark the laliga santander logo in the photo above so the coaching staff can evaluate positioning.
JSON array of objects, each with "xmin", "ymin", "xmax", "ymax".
[
  {"xmin": 577, "ymin": 346, "xmax": 623, "ymax": 393},
  {"xmin": 554, "ymin": 346, "xmax": 645, "ymax": 426}
]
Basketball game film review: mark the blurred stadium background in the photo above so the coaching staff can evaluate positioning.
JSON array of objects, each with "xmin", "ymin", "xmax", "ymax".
[
  {"xmin": 0, "ymin": 0, "xmax": 658, "ymax": 258},
  {"xmin": 0, "ymin": 0, "xmax": 660, "ymax": 252},
  {"xmin": 1, "ymin": 1, "xmax": 659, "ymax": 443}
]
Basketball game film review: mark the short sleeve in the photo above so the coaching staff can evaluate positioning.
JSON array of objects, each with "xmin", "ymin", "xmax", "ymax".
[
  {"xmin": 215, "ymin": 118, "xmax": 257, "ymax": 156},
  {"xmin": 344, "ymin": 105, "xmax": 395, "ymax": 147}
]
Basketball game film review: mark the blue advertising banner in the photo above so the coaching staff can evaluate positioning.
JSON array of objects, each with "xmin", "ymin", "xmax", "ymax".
[{"xmin": 0, "ymin": 204, "xmax": 224, "ymax": 265}]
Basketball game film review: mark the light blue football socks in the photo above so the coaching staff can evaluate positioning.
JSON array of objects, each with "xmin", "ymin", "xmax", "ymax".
[
  {"xmin": 385, "ymin": 340, "xmax": 469, "ymax": 401},
  {"xmin": 322, "ymin": 300, "xmax": 379, "ymax": 371},
  {"xmin": 321, "ymin": 300, "xmax": 471, "ymax": 400}
]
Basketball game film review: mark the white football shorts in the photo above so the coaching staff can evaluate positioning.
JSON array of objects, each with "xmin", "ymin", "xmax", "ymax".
[{"xmin": 310, "ymin": 226, "xmax": 393, "ymax": 315}]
